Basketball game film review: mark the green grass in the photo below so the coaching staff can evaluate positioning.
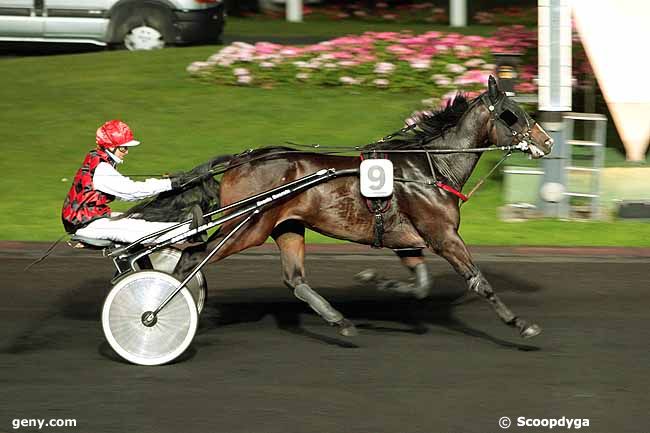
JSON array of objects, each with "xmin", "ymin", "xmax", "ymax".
[{"xmin": 1, "ymin": 43, "xmax": 648, "ymax": 246}]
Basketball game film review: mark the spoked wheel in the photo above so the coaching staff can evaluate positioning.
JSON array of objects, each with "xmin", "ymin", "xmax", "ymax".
[
  {"xmin": 102, "ymin": 271, "xmax": 198, "ymax": 366},
  {"xmin": 136, "ymin": 247, "xmax": 207, "ymax": 314}
]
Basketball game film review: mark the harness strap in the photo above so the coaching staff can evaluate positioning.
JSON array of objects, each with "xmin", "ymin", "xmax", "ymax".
[
  {"xmin": 435, "ymin": 181, "xmax": 469, "ymax": 202},
  {"xmin": 360, "ymin": 152, "xmax": 392, "ymax": 248}
]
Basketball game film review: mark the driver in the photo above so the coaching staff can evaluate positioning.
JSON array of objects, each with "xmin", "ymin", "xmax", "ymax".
[{"xmin": 61, "ymin": 120, "xmax": 203, "ymax": 244}]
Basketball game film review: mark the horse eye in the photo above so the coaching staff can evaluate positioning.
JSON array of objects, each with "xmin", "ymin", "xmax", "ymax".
[{"xmin": 499, "ymin": 109, "xmax": 518, "ymax": 127}]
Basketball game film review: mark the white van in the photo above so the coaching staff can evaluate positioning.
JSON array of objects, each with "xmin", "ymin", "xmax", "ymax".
[{"xmin": 0, "ymin": 0, "xmax": 225, "ymax": 50}]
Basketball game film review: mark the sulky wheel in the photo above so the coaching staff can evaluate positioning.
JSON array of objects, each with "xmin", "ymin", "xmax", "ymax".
[
  {"xmin": 102, "ymin": 271, "xmax": 198, "ymax": 366},
  {"xmin": 136, "ymin": 247, "xmax": 207, "ymax": 314}
]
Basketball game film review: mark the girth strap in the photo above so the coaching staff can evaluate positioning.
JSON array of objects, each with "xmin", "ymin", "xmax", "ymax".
[{"xmin": 369, "ymin": 199, "xmax": 388, "ymax": 248}]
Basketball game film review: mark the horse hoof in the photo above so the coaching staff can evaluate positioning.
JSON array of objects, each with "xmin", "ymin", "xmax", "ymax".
[
  {"xmin": 337, "ymin": 319, "xmax": 358, "ymax": 337},
  {"xmin": 355, "ymin": 269, "xmax": 378, "ymax": 284},
  {"xmin": 521, "ymin": 323, "xmax": 542, "ymax": 339}
]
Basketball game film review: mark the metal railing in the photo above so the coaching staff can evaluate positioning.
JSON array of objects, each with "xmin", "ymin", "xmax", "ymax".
[{"xmin": 562, "ymin": 113, "xmax": 607, "ymax": 219}]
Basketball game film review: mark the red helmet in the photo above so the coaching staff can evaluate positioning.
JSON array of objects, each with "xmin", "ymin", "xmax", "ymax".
[{"xmin": 96, "ymin": 120, "xmax": 140, "ymax": 149}]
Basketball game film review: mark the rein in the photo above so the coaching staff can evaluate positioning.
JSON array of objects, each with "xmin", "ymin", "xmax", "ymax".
[{"xmin": 154, "ymin": 93, "xmax": 534, "ymax": 206}]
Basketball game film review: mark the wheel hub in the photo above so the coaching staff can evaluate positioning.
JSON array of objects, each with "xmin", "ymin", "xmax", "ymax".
[{"xmin": 124, "ymin": 26, "xmax": 164, "ymax": 51}]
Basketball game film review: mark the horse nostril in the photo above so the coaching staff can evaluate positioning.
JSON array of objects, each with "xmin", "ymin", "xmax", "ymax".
[{"xmin": 546, "ymin": 138, "xmax": 554, "ymax": 146}]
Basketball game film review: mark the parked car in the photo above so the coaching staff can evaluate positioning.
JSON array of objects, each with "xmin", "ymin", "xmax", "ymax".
[{"xmin": 0, "ymin": 0, "xmax": 225, "ymax": 51}]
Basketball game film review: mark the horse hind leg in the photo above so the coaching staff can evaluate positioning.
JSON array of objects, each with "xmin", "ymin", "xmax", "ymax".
[
  {"xmin": 355, "ymin": 249, "xmax": 433, "ymax": 300},
  {"xmin": 272, "ymin": 221, "xmax": 358, "ymax": 337},
  {"xmin": 436, "ymin": 230, "xmax": 541, "ymax": 339}
]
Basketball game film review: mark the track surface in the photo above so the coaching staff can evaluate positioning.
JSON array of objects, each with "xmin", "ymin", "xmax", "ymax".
[{"xmin": 0, "ymin": 244, "xmax": 649, "ymax": 433}]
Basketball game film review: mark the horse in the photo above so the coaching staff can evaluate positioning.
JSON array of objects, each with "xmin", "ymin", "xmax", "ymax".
[{"xmin": 135, "ymin": 77, "xmax": 554, "ymax": 339}]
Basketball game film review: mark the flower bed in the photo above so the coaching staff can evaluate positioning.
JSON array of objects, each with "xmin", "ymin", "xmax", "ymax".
[{"xmin": 188, "ymin": 26, "xmax": 537, "ymax": 105}]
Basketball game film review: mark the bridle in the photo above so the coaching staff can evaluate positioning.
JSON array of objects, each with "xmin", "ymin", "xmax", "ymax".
[{"xmin": 481, "ymin": 92, "xmax": 538, "ymax": 152}]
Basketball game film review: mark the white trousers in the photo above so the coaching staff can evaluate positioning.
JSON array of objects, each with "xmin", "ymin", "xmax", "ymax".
[{"xmin": 75, "ymin": 215, "xmax": 190, "ymax": 245}]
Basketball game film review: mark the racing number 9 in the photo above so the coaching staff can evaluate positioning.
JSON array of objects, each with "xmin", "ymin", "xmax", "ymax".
[
  {"xmin": 360, "ymin": 159, "xmax": 393, "ymax": 198},
  {"xmin": 368, "ymin": 165, "xmax": 386, "ymax": 191}
]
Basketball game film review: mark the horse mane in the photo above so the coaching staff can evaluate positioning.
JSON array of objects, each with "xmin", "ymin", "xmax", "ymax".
[{"xmin": 364, "ymin": 93, "xmax": 474, "ymax": 150}]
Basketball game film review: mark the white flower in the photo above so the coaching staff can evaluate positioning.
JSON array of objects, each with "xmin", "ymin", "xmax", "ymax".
[
  {"xmin": 296, "ymin": 72, "xmax": 310, "ymax": 80},
  {"xmin": 233, "ymin": 68, "xmax": 249, "ymax": 76},
  {"xmin": 409, "ymin": 59, "xmax": 431, "ymax": 70},
  {"xmin": 421, "ymin": 98, "xmax": 439, "ymax": 107},
  {"xmin": 445, "ymin": 63, "xmax": 466, "ymax": 74},
  {"xmin": 374, "ymin": 62, "xmax": 396, "ymax": 74},
  {"xmin": 373, "ymin": 78, "xmax": 390, "ymax": 87},
  {"xmin": 482, "ymin": 63, "xmax": 496, "ymax": 70},
  {"xmin": 259, "ymin": 61, "xmax": 275, "ymax": 68},
  {"xmin": 237, "ymin": 75, "xmax": 252, "ymax": 84},
  {"xmin": 232, "ymin": 41, "xmax": 255, "ymax": 49},
  {"xmin": 324, "ymin": 63, "xmax": 338, "ymax": 69},
  {"xmin": 464, "ymin": 58, "xmax": 486, "ymax": 67},
  {"xmin": 293, "ymin": 61, "xmax": 309, "ymax": 68},
  {"xmin": 339, "ymin": 76, "xmax": 361, "ymax": 85},
  {"xmin": 186, "ymin": 61, "xmax": 211, "ymax": 74}
]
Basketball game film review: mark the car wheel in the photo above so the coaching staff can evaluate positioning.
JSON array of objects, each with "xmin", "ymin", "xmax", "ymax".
[{"xmin": 113, "ymin": 6, "xmax": 174, "ymax": 51}]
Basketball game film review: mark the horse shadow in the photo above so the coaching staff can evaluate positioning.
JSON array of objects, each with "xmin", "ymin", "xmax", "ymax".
[{"xmin": 199, "ymin": 270, "xmax": 543, "ymax": 351}]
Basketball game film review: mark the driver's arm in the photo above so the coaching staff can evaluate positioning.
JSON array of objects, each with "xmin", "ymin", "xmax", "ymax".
[{"xmin": 93, "ymin": 162, "xmax": 172, "ymax": 201}]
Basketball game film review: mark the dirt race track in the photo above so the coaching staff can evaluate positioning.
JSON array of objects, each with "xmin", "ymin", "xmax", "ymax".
[{"xmin": 0, "ymin": 243, "xmax": 649, "ymax": 433}]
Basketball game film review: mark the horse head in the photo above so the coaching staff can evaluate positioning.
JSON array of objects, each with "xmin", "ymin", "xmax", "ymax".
[{"xmin": 484, "ymin": 76, "xmax": 554, "ymax": 159}]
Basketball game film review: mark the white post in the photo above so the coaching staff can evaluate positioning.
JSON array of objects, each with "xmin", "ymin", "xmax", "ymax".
[
  {"xmin": 450, "ymin": 0, "xmax": 467, "ymax": 27},
  {"xmin": 286, "ymin": 0, "xmax": 303, "ymax": 22},
  {"xmin": 538, "ymin": 0, "xmax": 573, "ymax": 218}
]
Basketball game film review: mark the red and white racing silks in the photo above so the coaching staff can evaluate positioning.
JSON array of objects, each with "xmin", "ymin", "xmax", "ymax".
[{"xmin": 61, "ymin": 149, "xmax": 116, "ymax": 233}]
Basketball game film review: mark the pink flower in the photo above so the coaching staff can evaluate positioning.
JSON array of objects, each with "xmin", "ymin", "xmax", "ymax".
[
  {"xmin": 515, "ymin": 82, "xmax": 537, "ymax": 93},
  {"xmin": 331, "ymin": 51, "xmax": 354, "ymax": 60},
  {"xmin": 454, "ymin": 69, "xmax": 490, "ymax": 85}
]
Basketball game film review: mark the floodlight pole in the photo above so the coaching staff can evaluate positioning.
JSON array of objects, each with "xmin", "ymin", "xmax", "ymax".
[
  {"xmin": 286, "ymin": 0, "xmax": 303, "ymax": 22},
  {"xmin": 450, "ymin": 0, "xmax": 467, "ymax": 27},
  {"xmin": 538, "ymin": 0, "xmax": 572, "ymax": 218}
]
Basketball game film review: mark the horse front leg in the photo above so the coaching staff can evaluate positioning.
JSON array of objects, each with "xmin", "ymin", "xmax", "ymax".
[
  {"xmin": 434, "ymin": 229, "xmax": 541, "ymax": 338},
  {"xmin": 355, "ymin": 248, "xmax": 433, "ymax": 299}
]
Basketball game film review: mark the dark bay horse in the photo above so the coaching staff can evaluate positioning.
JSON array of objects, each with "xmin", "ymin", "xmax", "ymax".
[{"xmin": 144, "ymin": 77, "xmax": 554, "ymax": 339}]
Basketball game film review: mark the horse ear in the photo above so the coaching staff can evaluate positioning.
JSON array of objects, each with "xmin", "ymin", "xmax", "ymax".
[{"xmin": 488, "ymin": 75, "xmax": 500, "ymax": 102}]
